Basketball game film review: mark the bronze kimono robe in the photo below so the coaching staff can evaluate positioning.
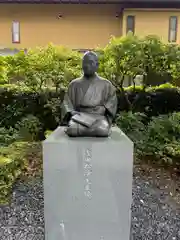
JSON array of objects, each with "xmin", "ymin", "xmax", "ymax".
[{"xmin": 61, "ymin": 75, "xmax": 117, "ymax": 136}]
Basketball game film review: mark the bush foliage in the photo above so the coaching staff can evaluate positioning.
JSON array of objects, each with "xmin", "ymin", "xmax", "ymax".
[
  {"xmin": 0, "ymin": 141, "xmax": 41, "ymax": 204},
  {"xmin": 6, "ymin": 45, "xmax": 82, "ymax": 90},
  {"xmin": 1, "ymin": 83, "xmax": 180, "ymax": 131},
  {"xmin": 1, "ymin": 34, "xmax": 180, "ymax": 204},
  {"xmin": 2, "ymin": 34, "xmax": 180, "ymax": 88},
  {"xmin": 116, "ymin": 112, "xmax": 180, "ymax": 165}
]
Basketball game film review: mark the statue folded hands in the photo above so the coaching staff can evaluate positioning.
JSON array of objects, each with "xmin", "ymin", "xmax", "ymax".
[{"xmin": 61, "ymin": 51, "xmax": 117, "ymax": 137}]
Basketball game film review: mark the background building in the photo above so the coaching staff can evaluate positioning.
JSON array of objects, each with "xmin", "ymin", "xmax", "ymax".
[{"xmin": 0, "ymin": 0, "xmax": 180, "ymax": 51}]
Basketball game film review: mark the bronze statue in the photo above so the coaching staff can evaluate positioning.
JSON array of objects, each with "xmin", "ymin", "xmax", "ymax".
[{"xmin": 61, "ymin": 51, "xmax": 117, "ymax": 137}]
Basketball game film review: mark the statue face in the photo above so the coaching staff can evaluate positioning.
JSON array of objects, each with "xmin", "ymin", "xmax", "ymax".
[{"xmin": 82, "ymin": 52, "xmax": 98, "ymax": 77}]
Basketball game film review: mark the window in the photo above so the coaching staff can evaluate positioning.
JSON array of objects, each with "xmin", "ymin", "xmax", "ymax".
[
  {"xmin": 168, "ymin": 16, "xmax": 178, "ymax": 42},
  {"xmin": 126, "ymin": 15, "xmax": 135, "ymax": 34},
  {"xmin": 12, "ymin": 21, "xmax": 20, "ymax": 43}
]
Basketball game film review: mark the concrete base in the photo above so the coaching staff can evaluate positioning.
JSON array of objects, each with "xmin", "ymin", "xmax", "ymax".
[{"xmin": 43, "ymin": 127, "xmax": 133, "ymax": 240}]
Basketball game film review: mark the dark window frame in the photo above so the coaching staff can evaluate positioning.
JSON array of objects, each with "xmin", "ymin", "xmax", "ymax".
[
  {"xmin": 126, "ymin": 15, "xmax": 135, "ymax": 34},
  {"xmin": 12, "ymin": 21, "xmax": 20, "ymax": 44},
  {"xmin": 168, "ymin": 16, "xmax": 178, "ymax": 43}
]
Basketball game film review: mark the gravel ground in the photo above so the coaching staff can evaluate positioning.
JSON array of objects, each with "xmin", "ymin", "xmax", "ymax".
[{"xmin": 0, "ymin": 164, "xmax": 180, "ymax": 240}]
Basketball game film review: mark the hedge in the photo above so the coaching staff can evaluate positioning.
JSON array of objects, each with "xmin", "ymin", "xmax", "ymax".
[
  {"xmin": 0, "ymin": 85, "xmax": 63, "ymax": 133},
  {"xmin": 116, "ymin": 111, "xmax": 180, "ymax": 165},
  {"xmin": 0, "ymin": 83, "xmax": 180, "ymax": 137}
]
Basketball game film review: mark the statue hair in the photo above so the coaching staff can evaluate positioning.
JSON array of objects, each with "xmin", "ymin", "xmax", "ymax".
[{"xmin": 83, "ymin": 51, "xmax": 98, "ymax": 63}]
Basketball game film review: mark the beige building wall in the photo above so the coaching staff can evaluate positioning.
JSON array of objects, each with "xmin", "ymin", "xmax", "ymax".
[
  {"xmin": 123, "ymin": 9, "xmax": 180, "ymax": 43},
  {"xmin": 0, "ymin": 4, "xmax": 122, "ymax": 49}
]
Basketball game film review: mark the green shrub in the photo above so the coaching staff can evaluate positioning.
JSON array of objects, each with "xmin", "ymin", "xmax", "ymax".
[
  {"xmin": 0, "ymin": 84, "xmax": 63, "ymax": 131},
  {"xmin": 101, "ymin": 34, "xmax": 144, "ymax": 90},
  {"xmin": 0, "ymin": 141, "xmax": 42, "ymax": 204},
  {"xmin": 6, "ymin": 44, "xmax": 82, "ymax": 90},
  {"xmin": 99, "ymin": 34, "xmax": 173, "ymax": 90},
  {"xmin": 116, "ymin": 111, "xmax": 146, "ymax": 148},
  {"xmin": 15, "ymin": 115, "xmax": 43, "ymax": 141},
  {"xmin": 2, "ymin": 36, "xmax": 180, "ymax": 137},
  {"xmin": 45, "ymin": 130, "xmax": 53, "ymax": 138},
  {"xmin": 116, "ymin": 111, "xmax": 180, "ymax": 165},
  {"xmin": 124, "ymin": 84, "xmax": 180, "ymax": 116},
  {"xmin": 44, "ymin": 95, "xmax": 62, "ymax": 125},
  {"xmin": 138, "ymin": 112, "xmax": 180, "ymax": 164},
  {"xmin": 4, "ymin": 35, "xmax": 180, "ymax": 91},
  {"xmin": 0, "ymin": 127, "xmax": 19, "ymax": 146},
  {"xmin": 0, "ymin": 56, "xmax": 8, "ymax": 84},
  {"xmin": 1, "ymin": 83, "xmax": 180, "ymax": 132},
  {"xmin": 4, "ymin": 35, "xmax": 180, "ymax": 90},
  {"xmin": 0, "ymin": 142, "xmax": 29, "ymax": 204},
  {"xmin": 163, "ymin": 141, "xmax": 180, "ymax": 163},
  {"xmin": 4, "ymin": 36, "xmax": 180, "ymax": 203}
]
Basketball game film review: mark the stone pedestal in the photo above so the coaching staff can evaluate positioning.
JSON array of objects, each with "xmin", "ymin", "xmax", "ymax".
[{"xmin": 43, "ymin": 127, "xmax": 133, "ymax": 240}]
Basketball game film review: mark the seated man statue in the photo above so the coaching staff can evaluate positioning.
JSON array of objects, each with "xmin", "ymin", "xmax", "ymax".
[{"xmin": 61, "ymin": 51, "xmax": 117, "ymax": 137}]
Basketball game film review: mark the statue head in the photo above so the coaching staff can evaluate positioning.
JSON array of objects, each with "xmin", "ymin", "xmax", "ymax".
[{"xmin": 82, "ymin": 51, "xmax": 98, "ymax": 77}]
